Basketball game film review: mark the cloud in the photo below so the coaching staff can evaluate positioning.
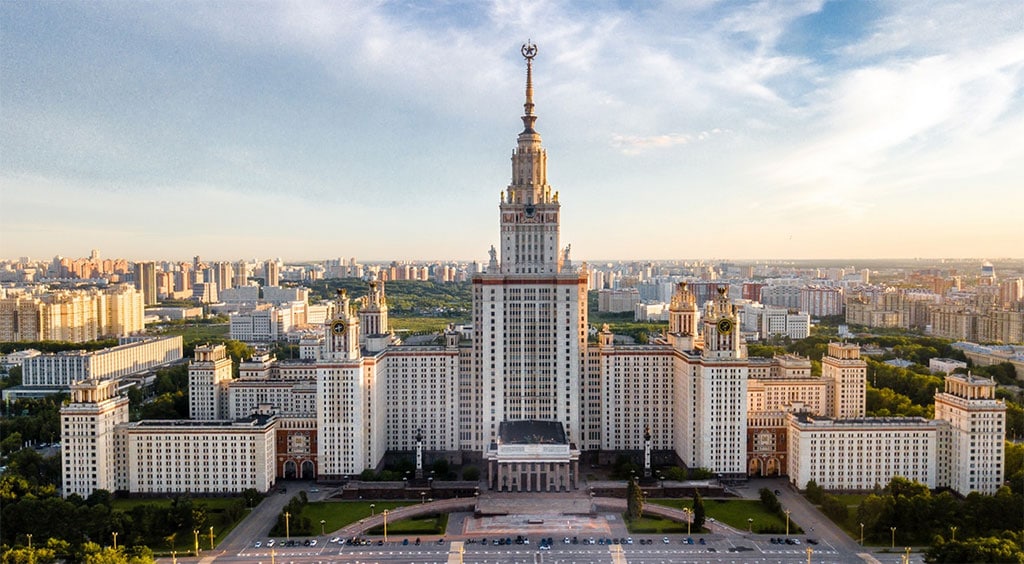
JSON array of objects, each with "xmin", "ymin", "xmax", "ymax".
[{"xmin": 610, "ymin": 129, "xmax": 731, "ymax": 155}]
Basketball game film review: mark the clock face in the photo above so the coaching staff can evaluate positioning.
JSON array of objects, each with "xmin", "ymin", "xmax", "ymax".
[
  {"xmin": 717, "ymin": 318, "xmax": 734, "ymax": 335},
  {"xmin": 525, "ymin": 205, "xmax": 536, "ymax": 217},
  {"xmin": 331, "ymin": 320, "xmax": 346, "ymax": 335}
]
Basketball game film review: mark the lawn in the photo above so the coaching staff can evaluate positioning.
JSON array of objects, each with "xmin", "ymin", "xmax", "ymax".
[
  {"xmin": 650, "ymin": 498, "xmax": 803, "ymax": 534},
  {"xmin": 390, "ymin": 317, "xmax": 467, "ymax": 335},
  {"xmin": 303, "ymin": 501, "xmax": 415, "ymax": 534},
  {"xmin": 367, "ymin": 513, "xmax": 448, "ymax": 535},
  {"xmin": 625, "ymin": 515, "xmax": 689, "ymax": 534},
  {"xmin": 152, "ymin": 323, "xmax": 229, "ymax": 342}
]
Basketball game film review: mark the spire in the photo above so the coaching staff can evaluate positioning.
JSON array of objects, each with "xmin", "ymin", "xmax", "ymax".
[{"xmin": 521, "ymin": 41, "xmax": 538, "ymax": 134}]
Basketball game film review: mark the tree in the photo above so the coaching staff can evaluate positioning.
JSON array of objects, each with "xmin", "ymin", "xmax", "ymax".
[
  {"xmin": 804, "ymin": 479, "xmax": 825, "ymax": 504},
  {"xmin": 462, "ymin": 466, "xmax": 480, "ymax": 481},
  {"xmin": 692, "ymin": 490, "xmax": 706, "ymax": 531},
  {"xmin": 625, "ymin": 479, "xmax": 643, "ymax": 521}
]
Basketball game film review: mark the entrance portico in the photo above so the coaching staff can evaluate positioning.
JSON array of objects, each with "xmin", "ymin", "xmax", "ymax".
[{"xmin": 484, "ymin": 420, "xmax": 580, "ymax": 492}]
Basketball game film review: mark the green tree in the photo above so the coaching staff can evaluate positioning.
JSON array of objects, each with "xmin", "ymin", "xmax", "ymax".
[
  {"xmin": 692, "ymin": 490, "xmax": 706, "ymax": 531},
  {"xmin": 626, "ymin": 479, "xmax": 643, "ymax": 521}
]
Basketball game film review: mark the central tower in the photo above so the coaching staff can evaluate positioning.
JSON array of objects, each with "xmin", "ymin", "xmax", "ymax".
[
  {"xmin": 468, "ymin": 43, "xmax": 589, "ymax": 452},
  {"xmin": 499, "ymin": 42, "xmax": 562, "ymax": 275}
]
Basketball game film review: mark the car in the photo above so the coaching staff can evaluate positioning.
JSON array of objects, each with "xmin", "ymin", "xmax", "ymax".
[
  {"xmin": 254, "ymin": 541, "xmax": 261, "ymax": 548},
  {"xmin": 523, "ymin": 538, "xmax": 529, "ymax": 545},
  {"xmin": 663, "ymin": 537, "xmax": 670, "ymax": 544},
  {"xmin": 310, "ymin": 487, "xmax": 319, "ymax": 493},
  {"xmin": 415, "ymin": 538, "xmax": 421, "ymax": 546},
  {"xmin": 402, "ymin": 538, "xmax": 409, "ymax": 545},
  {"xmin": 437, "ymin": 538, "xmax": 445, "ymax": 545},
  {"xmin": 807, "ymin": 539, "xmax": 819, "ymax": 545},
  {"xmin": 626, "ymin": 537, "xmax": 633, "ymax": 544},
  {"xmin": 330, "ymin": 537, "xmax": 340, "ymax": 543},
  {"xmin": 309, "ymin": 539, "xmax": 317, "ymax": 546},
  {"xmin": 785, "ymin": 538, "xmax": 795, "ymax": 545},
  {"xmin": 775, "ymin": 489, "xmax": 781, "ymax": 495},
  {"xmin": 540, "ymin": 543, "xmax": 551, "ymax": 550},
  {"xmin": 699, "ymin": 538, "xmax": 706, "ymax": 545},
  {"xmin": 564, "ymin": 537, "xmax": 570, "ymax": 544},
  {"xmin": 686, "ymin": 537, "xmax": 694, "ymax": 545},
  {"xmin": 571, "ymin": 536, "xmax": 578, "ymax": 544},
  {"xmin": 303, "ymin": 539, "xmax": 310, "ymax": 546},
  {"xmin": 793, "ymin": 539, "xmax": 801, "ymax": 545},
  {"xmin": 266, "ymin": 539, "xmax": 275, "ymax": 547},
  {"xmin": 597, "ymin": 538, "xmax": 605, "ymax": 545}
]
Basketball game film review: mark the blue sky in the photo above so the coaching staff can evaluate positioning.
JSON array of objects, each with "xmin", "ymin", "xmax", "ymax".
[{"xmin": 2, "ymin": 1, "xmax": 1022, "ymax": 262}]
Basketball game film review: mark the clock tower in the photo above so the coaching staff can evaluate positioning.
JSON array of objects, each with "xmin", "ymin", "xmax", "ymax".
[
  {"xmin": 702, "ymin": 286, "xmax": 745, "ymax": 360},
  {"xmin": 325, "ymin": 289, "xmax": 359, "ymax": 360}
]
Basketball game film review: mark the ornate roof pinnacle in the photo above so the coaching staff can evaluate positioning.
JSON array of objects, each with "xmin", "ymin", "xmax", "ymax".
[{"xmin": 521, "ymin": 41, "xmax": 538, "ymax": 134}]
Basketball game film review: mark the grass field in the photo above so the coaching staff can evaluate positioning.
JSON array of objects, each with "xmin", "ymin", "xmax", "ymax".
[
  {"xmin": 303, "ymin": 501, "xmax": 415, "ymax": 535},
  {"xmin": 650, "ymin": 499, "xmax": 803, "ymax": 534},
  {"xmin": 367, "ymin": 513, "xmax": 448, "ymax": 536},
  {"xmin": 390, "ymin": 317, "xmax": 466, "ymax": 335},
  {"xmin": 625, "ymin": 515, "xmax": 690, "ymax": 534},
  {"xmin": 151, "ymin": 323, "xmax": 230, "ymax": 342}
]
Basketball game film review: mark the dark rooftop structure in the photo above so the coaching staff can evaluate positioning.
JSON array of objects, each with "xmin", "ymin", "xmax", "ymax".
[{"xmin": 498, "ymin": 420, "xmax": 567, "ymax": 445}]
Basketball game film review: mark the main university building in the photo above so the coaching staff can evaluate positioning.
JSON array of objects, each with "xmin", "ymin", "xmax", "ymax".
[{"xmin": 62, "ymin": 46, "xmax": 1005, "ymax": 499}]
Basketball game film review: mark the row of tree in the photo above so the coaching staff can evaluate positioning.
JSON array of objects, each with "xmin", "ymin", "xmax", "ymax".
[{"xmin": 806, "ymin": 476, "xmax": 1024, "ymax": 549}]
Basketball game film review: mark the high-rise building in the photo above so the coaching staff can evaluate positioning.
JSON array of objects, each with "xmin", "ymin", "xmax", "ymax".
[
  {"xmin": 189, "ymin": 344, "xmax": 234, "ymax": 420},
  {"xmin": 134, "ymin": 261, "xmax": 157, "ymax": 305},
  {"xmin": 470, "ymin": 42, "xmax": 588, "ymax": 451},
  {"xmin": 264, "ymin": 259, "xmax": 280, "ymax": 287},
  {"xmin": 935, "ymin": 373, "xmax": 1006, "ymax": 495},
  {"xmin": 60, "ymin": 379, "xmax": 129, "ymax": 498},
  {"xmin": 822, "ymin": 342, "xmax": 867, "ymax": 419}
]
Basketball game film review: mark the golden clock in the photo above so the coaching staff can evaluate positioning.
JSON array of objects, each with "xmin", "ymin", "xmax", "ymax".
[{"xmin": 717, "ymin": 318, "xmax": 734, "ymax": 335}]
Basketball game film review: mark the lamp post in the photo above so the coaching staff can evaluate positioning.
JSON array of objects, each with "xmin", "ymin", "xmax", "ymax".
[
  {"xmin": 682, "ymin": 507, "xmax": 692, "ymax": 535},
  {"xmin": 383, "ymin": 509, "xmax": 389, "ymax": 543},
  {"xmin": 270, "ymin": 548, "xmax": 275, "ymax": 564},
  {"xmin": 903, "ymin": 546, "xmax": 911, "ymax": 564},
  {"xmin": 285, "ymin": 511, "xmax": 291, "ymax": 540},
  {"xmin": 950, "ymin": 526, "xmax": 957, "ymax": 542},
  {"xmin": 785, "ymin": 509, "xmax": 791, "ymax": 538},
  {"xmin": 370, "ymin": 503, "xmax": 376, "ymax": 517},
  {"xmin": 193, "ymin": 529, "xmax": 200, "ymax": 557},
  {"xmin": 806, "ymin": 546, "xmax": 813, "ymax": 564},
  {"xmin": 747, "ymin": 518, "xmax": 753, "ymax": 533},
  {"xmin": 890, "ymin": 526, "xmax": 896, "ymax": 549},
  {"xmin": 320, "ymin": 519, "xmax": 326, "ymax": 536},
  {"xmin": 171, "ymin": 551, "xmax": 177, "ymax": 564},
  {"xmin": 112, "ymin": 532, "xmax": 118, "ymax": 550},
  {"xmin": 209, "ymin": 526, "xmax": 214, "ymax": 550},
  {"xmin": 420, "ymin": 492, "xmax": 425, "ymax": 504},
  {"xmin": 26, "ymin": 534, "xmax": 32, "ymax": 549},
  {"xmin": 860, "ymin": 523, "xmax": 865, "ymax": 546}
]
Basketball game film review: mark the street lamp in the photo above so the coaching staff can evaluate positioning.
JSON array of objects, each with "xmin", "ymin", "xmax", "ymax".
[
  {"xmin": 26, "ymin": 534, "xmax": 32, "ymax": 549},
  {"xmin": 383, "ymin": 509, "xmax": 389, "ymax": 543},
  {"xmin": 860, "ymin": 523, "xmax": 864, "ymax": 546},
  {"xmin": 903, "ymin": 546, "xmax": 911, "ymax": 564},
  {"xmin": 171, "ymin": 551, "xmax": 177, "ymax": 564},
  {"xmin": 285, "ymin": 511, "xmax": 291, "ymax": 540},
  {"xmin": 209, "ymin": 526, "xmax": 214, "ymax": 550},
  {"xmin": 370, "ymin": 503, "xmax": 376, "ymax": 517},
  {"xmin": 890, "ymin": 526, "xmax": 896, "ymax": 549},
  {"xmin": 112, "ymin": 532, "xmax": 118, "ymax": 550},
  {"xmin": 784, "ymin": 509, "xmax": 791, "ymax": 538},
  {"xmin": 806, "ymin": 546, "xmax": 813, "ymax": 564},
  {"xmin": 269, "ymin": 548, "xmax": 275, "ymax": 564},
  {"xmin": 320, "ymin": 519, "xmax": 326, "ymax": 536},
  {"xmin": 950, "ymin": 526, "xmax": 957, "ymax": 542},
  {"xmin": 747, "ymin": 518, "xmax": 753, "ymax": 533},
  {"xmin": 682, "ymin": 507, "xmax": 693, "ymax": 535},
  {"xmin": 193, "ymin": 529, "xmax": 200, "ymax": 557},
  {"xmin": 420, "ymin": 492, "xmax": 425, "ymax": 504}
]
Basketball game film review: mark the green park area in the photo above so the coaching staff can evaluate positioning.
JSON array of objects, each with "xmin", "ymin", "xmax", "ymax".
[
  {"xmin": 646, "ymin": 498, "xmax": 802, "ymax": 535},
  {"xmin": 301, "ymin": 501, "xmax": 420, "ymax": 536}
]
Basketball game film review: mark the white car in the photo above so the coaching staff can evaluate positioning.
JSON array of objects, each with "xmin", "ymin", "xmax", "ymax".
[
  {"xmin": 267, "ymin": 539, "xmax": 275, "ymax": 547},
  {"xmin": 254, "ymin": 541, "xmax": 261, "ymax": 548},
  {"xmin": 310, "ymin": 539, "xmax": 317, "ymax": 546}
]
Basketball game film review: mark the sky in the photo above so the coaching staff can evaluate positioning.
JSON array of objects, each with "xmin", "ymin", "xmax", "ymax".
[{"xmin": 2, "ymin": 1, "xmax": 1023, "ymax": 263}]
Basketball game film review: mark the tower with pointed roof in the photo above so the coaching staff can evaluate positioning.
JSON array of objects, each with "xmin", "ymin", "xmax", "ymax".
[{"xmin": 468, "ymin": 43, "xmax": 589, "ymax": 453}]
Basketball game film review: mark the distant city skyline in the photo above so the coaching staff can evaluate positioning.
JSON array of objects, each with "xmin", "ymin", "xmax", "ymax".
[{"xmin": 3, "ymin": 1, "xmax": 1023, "ymax": 261}]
